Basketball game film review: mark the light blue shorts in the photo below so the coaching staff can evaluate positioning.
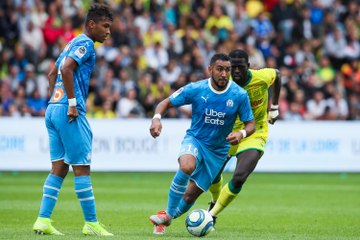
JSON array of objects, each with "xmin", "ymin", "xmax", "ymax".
[
  {"xmin": 179, "ymin": 135, "xmax": 227, "ymax": 191},
  {"xmin": 45, "ymin": 104, "xmax": 92, "ymax": 165}
]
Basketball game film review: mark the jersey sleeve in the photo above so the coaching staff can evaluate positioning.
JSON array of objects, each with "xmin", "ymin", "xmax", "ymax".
[
  {"xmin": 237, "ymin": 92, "xmax": 254, "ymax": 122},
  {"xmin": 55, "ymin": 51, "xmax": 66, "ymax": 68},
  {"xmin": 169, "ymin": 83, "xmax": 194, "ymax": 107},
  {"xmin": 68, "ymin": 40, "xmax": 93, "ymax": 66}
]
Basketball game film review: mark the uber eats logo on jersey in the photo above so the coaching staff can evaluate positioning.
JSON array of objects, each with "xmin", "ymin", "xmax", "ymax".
[{"xmin": 205, "ymin": 108, "xmax": 226, "ymax": 125}]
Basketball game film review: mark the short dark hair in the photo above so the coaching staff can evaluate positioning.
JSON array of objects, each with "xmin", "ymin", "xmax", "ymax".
[
  {"xmin": 86, "ymin": 3, "xmax": 113, "ymax": 24},
  {"xmin": 229, "ymin": 49, "xmax": 249, "ymax": 62},
  {"xmin": 210, "ymin": 53, "xmax": 230, "ymax": 65}
]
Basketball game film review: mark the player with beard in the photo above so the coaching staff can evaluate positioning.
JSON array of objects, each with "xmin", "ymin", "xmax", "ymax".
[
  {"xmin": 207, "ymin": 49, "xmax": 281, "ymax": 223},
  {"xmin": 148, "ymin": 53, "xmax": 255, "ymax": 234}
]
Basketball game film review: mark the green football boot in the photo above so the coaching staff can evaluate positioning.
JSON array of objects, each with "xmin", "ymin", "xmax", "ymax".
[
  {"xmin": 33, "ymin": 217, "xmax": 64, "ymax": 235},
  {"xmin": 82, "ymin": 221, "xmax": 113, "ymax": 236}
]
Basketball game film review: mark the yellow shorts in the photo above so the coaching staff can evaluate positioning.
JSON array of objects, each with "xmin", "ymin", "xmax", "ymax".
[{"xmin": 228, "ymin": 130, "xmax": 268, "ymax": 157}]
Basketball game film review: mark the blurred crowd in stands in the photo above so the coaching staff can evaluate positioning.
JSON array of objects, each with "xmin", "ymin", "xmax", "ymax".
[{"xmin": 0, "ymin": 0, "xmax": 359, "ymax": 120}]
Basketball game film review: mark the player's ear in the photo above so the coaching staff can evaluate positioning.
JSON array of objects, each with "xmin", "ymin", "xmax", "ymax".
[{"xmin": 88, "ymin": 20, "xmax": 96, "ymax": 29}]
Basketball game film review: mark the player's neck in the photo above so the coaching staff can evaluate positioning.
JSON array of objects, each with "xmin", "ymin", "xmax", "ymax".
[{"xmin": 84, "ymin": 30, "xmax": 96, "ymax": 42}]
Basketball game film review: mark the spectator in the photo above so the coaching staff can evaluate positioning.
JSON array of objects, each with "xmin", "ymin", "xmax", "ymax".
[
  {"xmin": 283, "ymin": 102, "xmax": 304, "ymax": 121},
  {"xmin": 20, "ymin": 20, "xmax": 46, "ymax": 68},
  {"xmin": 116, "ymin": 88, "xmax": 145, "ymax": 118},
  {"xmin": 340, "ymin": 59, "xmax": 360, "ymax": 96},
  {"xmin": 93, "ymin": 98, "xmax": 116, "ymax": 119},
  {"xmin": 323, "ymin": 24, "xmax": 347, "ymax": 69},
  {"xmin": 26, "ymin": 89, "xmax": 47, "ymax": 116},
  {"xmin": 306, "ymin": 90, "xmax": 328, "ymax": 120},
  {"xmin": 316, "ymin": 55, "xmax": 336, "ymax": 86},
  {"xmin": 30, "ymin": 1, "xmax": 48, "ymax": 29},
  {"xmin": 271, "ymin": 0, "xmax": 299, "ymax": 43},
  {"xmin": 9, "ymin": 44, "xmax": 29, "ymax": 82},
  {"xmin": 327, "ymin": 91, "xmax": 349, "ymax": 120},
  {"xmin": 205, "ymin": 3, "xmax": 234, "ymax": 41},
  {"xmin": 0, "ymin": 0, "xmax": 359, "ymax": 121},
  {"xmin": 144, "ymin": 41, "xmax": 169, "ymax": 71},
  {"xmin": 160, "ymin": 58, "xmax": 181, "ymax": 87}
]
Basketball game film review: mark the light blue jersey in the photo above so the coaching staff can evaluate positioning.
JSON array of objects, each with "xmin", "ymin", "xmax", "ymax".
[
  {"xmin": 49, "ymin": 34, "xmax": 96, "ymax": 115},
  {"xmin": 170, "ymin": 78, "xmax": 253, "ymax": 191},
  {"xmin": 170, "ymin": 78, "xmax": 253, "ymax": 156},
  {"xmin": 46, "ymin": 34, "xmax": 95, "ymax": 165}
]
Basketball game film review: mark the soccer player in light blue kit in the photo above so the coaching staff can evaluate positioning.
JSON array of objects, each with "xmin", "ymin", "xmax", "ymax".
[
  {"xmin": 149, "ymin": 53, "xmax": 256, "ymax": 234},
  {"xmin": 32, "ymin": 4, "xmax": 113, "ymax": 236}
]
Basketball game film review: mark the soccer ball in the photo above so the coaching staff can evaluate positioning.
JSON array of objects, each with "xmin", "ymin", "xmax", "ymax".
[{"xmin": 185, "ymin": 209, "xmax": 214, "ymax": 237}]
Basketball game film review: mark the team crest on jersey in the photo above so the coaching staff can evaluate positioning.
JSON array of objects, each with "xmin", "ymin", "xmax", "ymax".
[
  {"xmin": 75, "ymin": 46, "xmax": 87, "ymax": 58},
  {"xmin": 172, "ymin": 87, "xmax": 184, "ymax": 98},
  {"xmin": 226, "ymin": 99, "xmax": 234, "ymax": 107}
]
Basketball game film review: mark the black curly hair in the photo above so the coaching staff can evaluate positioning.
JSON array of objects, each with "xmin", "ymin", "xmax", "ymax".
[
  {"xmin": 86, "ymin": 3, "xmax": 113, "ymax": 24},
  {"xmin": 228, "ymin": 49, "xmax": 249, "ymax": 63}
]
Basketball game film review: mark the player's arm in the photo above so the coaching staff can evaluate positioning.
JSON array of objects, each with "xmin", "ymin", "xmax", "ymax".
[
  {"xmin": 268, "ymin": 69, "xmax": 281, "ymax": 124},
  {"xmin": 60, "ymin": 57, "xmax": 79, "ymax": 123},
  {"xmin": 226, "ymin": 119, "xmax": 255, "ymax": 145},
  {"xmin": 150, "ymin": 98, "xmax": 174, "ymax": 138},
  {"xmin": 48, "ymin": 66, "xmax": 58, "ymax": 96}
]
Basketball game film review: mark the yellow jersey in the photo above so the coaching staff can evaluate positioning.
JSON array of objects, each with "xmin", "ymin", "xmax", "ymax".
[{"xmin": 233, "ymin": 68, "xmax": 276, "ymax": 134}]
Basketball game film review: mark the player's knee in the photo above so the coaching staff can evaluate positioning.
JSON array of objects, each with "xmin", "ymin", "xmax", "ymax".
[
  {"xmin": 179, "ymin": 162, "xmax": 195, "ymax": 175},
  {"xmin": 51, "ymin": 163, "xmax": 69, "ymax": 178}
]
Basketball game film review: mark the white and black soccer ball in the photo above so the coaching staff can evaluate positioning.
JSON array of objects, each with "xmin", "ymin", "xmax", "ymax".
[{"xmin": 185, "ymin": 209, "xmax": 214, "ymax": 237}]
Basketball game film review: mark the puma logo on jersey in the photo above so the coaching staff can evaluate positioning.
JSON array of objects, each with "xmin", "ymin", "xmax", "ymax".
[{"xmin": 201, "ymin": 96, "xmax": 208, "ymax": 102}]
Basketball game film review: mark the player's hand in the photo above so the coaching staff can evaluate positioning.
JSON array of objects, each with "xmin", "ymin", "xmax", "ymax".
[
  {"xmin": 67, "ymin": 106, "xmax": 78, "ymax": 123},
  {"xmin": 267, "ymin": 104, "xmax": 279, "ymax": 125},
  {"xmin": 226, "ymin": 132, "xmax": 242, "ymax": 145},
  {"xmin": 150, "ymin": 119, "xmax": 162, "ymax": 138}
]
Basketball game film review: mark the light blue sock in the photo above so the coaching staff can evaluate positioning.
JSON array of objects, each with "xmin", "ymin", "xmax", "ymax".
[
  {"xmin": 173, "ymin": 198, "xmax": 195, "ymax": 219},
  {"xmin": 166, "ymin": 170, "xmax": 190, "ymax": 217},
  {"xmin": 74, "ymin": 176, "xmax": 97, "ymax": 222},
  {"xmin": 39, "ymin": 174, "xmax": 64, "ymax": 218}
]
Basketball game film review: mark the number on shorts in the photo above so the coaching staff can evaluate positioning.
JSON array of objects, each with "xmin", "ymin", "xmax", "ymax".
[{"xmin": 187, "ymin": 144, "xmax": 198, "ymax": 156}]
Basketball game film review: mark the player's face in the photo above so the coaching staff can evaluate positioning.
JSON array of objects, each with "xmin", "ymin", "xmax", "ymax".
[
  {"xmin": 209, "ymin": 60, "xmax": 231, "ymax": 91},
  {"xmin": 230, "ymin": 58, "xmax": 249, "ymax": 87},
  {"xmin": 90, "ymin": 18, "xmax": 112, "ymax": 43}
]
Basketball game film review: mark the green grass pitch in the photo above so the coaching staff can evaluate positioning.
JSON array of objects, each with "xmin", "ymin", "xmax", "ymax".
[{"xmin": 0, "ymin": 172, "xmax": 359, "ymax": 239}]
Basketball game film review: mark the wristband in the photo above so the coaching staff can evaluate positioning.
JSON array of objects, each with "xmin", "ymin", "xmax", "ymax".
[
  {"xmin": 153, "ymin": 113, "xmax": 161, "ymax": 119},
  {"xmin": 240, "ymin": 129, "xmax": 247, "ymax": 138},
  {"xmin": 270, "ymin": 104, "xmax": 279, "ymax": 110},
  {"xmin": 68, "ymin": 98, "xmax": 77, "ymax": 107}
]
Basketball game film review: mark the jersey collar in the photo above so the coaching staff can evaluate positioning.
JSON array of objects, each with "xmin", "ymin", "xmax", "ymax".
[
  {"xmin": 242, "ymin": 70, "xmax": 252, "ymax": 87},
  {"xmin": 208, "ymin": 78, "xmax": 232, "ymax": 94}
]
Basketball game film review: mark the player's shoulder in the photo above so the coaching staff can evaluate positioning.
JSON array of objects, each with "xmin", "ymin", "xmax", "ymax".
[
  {"xmin": 229, "ymin": 81, "xmax": 247, "ymax": 95},
  {"xmin": 186, "ymin": 78, "xmax": 208, "ymax": 90},
  {"xmin": 71, "ymin": 34, "xmax": 94, "ymax": 48},
  {"xmin": 251, "ymin": 68, "xmax": 277, "ymax": 76},
  {"xmin": 250, "ymin": 68, "xmax": 277, "ymax": 81},
  {"xmin": 193, "ymin": 78, "xmax": 208, "ymax": 86}
]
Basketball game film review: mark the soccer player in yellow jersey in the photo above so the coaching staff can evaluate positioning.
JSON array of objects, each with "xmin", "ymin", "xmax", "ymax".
[{"xmin": 208, "ymin": 49, "xmax": 281, "ymax": 223}]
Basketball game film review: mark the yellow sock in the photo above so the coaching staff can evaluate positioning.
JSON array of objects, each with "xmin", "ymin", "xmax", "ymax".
[
  {"xmin": 208, "ymin": 175, "xmax": 223, "ymax": 202},
  {"xmin": 209, "ymin": 182, "xmax": 238, "ymax": 216}
]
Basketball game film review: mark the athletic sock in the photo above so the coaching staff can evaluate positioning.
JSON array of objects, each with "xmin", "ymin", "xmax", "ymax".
[
  {"xmin": 209, "ymin": 181, "xmax": 242, "ymax": 216},
  {"xmin": 173, "ymin": 198, "xmax": 194, "ymax": 219},
  {"xmin": 166, "ymin": 170, "xmax": 190, "ymax": 217},
  {"xmin": 39, "ymin": 174, "xmax": 64, "ymax": 218},
  {"xmin": 209, "ymin": 175, "xmax": 223, "ymax": 202},
  {"xmin": 74, "ymin": 176, "xmax": 97, "ymax": 222}
]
